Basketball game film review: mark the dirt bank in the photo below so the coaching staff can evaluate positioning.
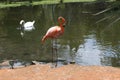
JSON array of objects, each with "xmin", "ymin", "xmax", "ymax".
[{"xmin": 0, "ymin": 64, "xmax": 120, "ymax": 80}]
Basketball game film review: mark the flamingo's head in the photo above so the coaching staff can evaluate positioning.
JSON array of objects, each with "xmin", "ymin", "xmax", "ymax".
[
  {"xmin": 20, "ymin": 20, "xmax": 25, "ymax": 25},
  {"xmin": 58, "ymin": 16, "xmax": 66, "ymax": 27}
]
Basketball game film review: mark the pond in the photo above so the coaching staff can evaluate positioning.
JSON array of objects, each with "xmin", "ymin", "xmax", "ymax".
[{"xmin": 0, "ymin": 2, "xmax": 120, "ymax": 68}]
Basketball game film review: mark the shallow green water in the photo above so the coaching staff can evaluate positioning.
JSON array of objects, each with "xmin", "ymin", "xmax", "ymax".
[{"xmin": 0, "ymin": 2, "xmax": 120, "ymax": 67}]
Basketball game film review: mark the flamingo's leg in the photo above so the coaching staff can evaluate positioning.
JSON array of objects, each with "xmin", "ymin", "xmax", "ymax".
[
  {"xmin": 51, "ymin": 39, "xmax": 58, "ymax": 67},
  {"xmin": 55, "ymin": 39, "xmax": 58, "ymax": 67},
  {"xmin": 51, "ymin": 40, "xmax": 54, "ymax": 64}
]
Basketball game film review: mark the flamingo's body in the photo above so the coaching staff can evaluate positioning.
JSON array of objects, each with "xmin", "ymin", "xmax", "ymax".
[
  {"xmin": 42, "ymin": 26, "xmax": 64, "ymax": 43},
  {"xmin": 42, "ymin": 16, "xmax": 66, "ymax": 43}
]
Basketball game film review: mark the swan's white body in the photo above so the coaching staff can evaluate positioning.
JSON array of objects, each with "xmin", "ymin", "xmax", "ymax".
[
  {"xmin": 20, "ymin": 20, "xmax": 35, "ymax": 31},
  {"xmin": 19, "ymin": 20, "xmax": 35, "ymax": 37}
]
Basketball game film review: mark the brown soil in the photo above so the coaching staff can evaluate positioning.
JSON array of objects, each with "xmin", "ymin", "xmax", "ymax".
[{"xmin": 0, "ymin": 64, "xmax": 120, "ymax": 80}]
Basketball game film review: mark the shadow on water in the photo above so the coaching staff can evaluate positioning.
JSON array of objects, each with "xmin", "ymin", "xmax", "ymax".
[{"xmin": 0, "ymin": 2, "xmax": 120, "ymax": 68}]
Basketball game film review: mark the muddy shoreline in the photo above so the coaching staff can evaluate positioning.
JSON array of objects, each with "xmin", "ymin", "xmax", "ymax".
[{"xmin": 0, "ymin": 64, "xmax": 120, "ymax": 80}]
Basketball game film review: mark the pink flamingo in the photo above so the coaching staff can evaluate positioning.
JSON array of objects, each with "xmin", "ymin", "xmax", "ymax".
[{"xmin": 41, "ymin": 16, "xmax": 66, "ymax": 67}]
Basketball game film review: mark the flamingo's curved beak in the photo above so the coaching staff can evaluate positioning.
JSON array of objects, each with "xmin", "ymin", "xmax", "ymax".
[{"xmin": 63, "ymin": 23, "xmax": 66, "ymax": 27}]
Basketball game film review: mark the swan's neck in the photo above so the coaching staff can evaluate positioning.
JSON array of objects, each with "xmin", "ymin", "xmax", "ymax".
[{"xmin": 20, "ymin": 20, "xmax": 25, "ymax": 25}]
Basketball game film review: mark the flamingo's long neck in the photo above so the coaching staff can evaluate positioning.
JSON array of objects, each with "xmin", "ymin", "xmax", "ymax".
[{"xmin": 59, "ymin": 23, "xmax": 64, "ymax": 27}]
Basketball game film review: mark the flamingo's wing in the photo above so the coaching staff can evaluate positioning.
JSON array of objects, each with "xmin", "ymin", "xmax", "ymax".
[{"xmin": 45, "ymin": 26, "xmax": 62, "ymax": 38}]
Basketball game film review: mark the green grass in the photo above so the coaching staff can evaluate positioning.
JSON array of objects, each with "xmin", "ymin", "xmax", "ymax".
[
  {"xmin": 64, "ymin": 0, "xmax": 95, "ymax": 3},
  {"xmin": 0, "ymin": 1, "xmax": 30, "ymax": 8},
  {"xmin": 0, "ymin": 0, "xmax": 115, "ymax": 8},
  {"xmin": 32, "ymin": 0, "xmax": 60, "ymax": 5}
]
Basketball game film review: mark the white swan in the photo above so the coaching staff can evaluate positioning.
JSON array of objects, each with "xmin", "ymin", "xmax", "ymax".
[
  {"xmin": 19, "ymin": 20, "xmax": 35, "ymax": 37},
  {"xmin": 20, "ymin": 20, "xmax": 35, "ymax": 31}
]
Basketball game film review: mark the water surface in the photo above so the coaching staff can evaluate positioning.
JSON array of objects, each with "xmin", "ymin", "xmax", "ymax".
[{"xmin": 0, "ymin": 2, "xmax": 120, "ymax": 67}]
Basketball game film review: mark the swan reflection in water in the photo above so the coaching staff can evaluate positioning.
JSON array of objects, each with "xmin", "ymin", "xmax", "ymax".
[{"xmin": 19, "ymin": 20, "xmax": 35, "ymax": 37}]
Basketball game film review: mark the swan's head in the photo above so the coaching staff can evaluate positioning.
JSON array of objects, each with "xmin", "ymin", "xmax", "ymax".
[{"xmin": 20, "ymin": 20, "xmax": 25, "ymax": 25}]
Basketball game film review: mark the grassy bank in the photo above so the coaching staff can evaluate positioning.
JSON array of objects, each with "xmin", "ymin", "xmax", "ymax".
[{"xmin": 0, "ymin": 0, "xmax": 115, "ymax": 8}]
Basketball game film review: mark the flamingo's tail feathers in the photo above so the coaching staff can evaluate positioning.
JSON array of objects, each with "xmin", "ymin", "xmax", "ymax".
[{"xmin": 41, "ymin": 36, "xmax": 47, "ymax": 43}]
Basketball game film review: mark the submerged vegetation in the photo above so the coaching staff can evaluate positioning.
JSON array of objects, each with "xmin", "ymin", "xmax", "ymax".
[{"xmin": 94, "ymin": 1, "xmax": 120, "ymax": 27}]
